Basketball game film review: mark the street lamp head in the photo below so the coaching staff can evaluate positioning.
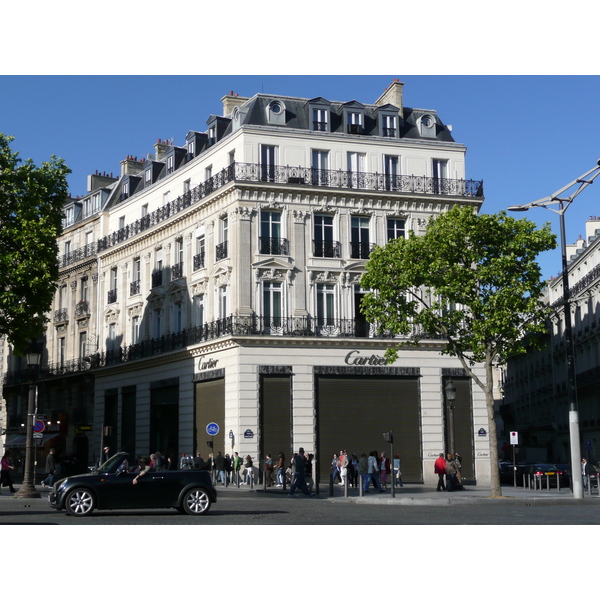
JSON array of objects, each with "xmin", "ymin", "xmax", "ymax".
[
  {"xmin": 25, "ymin": 339, "xmax": 42, "ymax": 367},
  {"xmin": 507, "ymin": 205, "xmax": 529, "ymax": 212},
  {"xmin": 445, "ymin": 379, "xmax": 457, "ymax": 401}
]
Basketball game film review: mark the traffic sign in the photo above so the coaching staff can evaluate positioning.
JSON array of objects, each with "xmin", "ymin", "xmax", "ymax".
[
  {"xmin": 33, "ymin": 432, "xmax": 43, "ymax": 439},
  {"xmin": 206, "ymin": 422, "xmax": 219, "ymax": 436},
  {"xmin": 510, "ymin": 431, "xmax": 519, "ymax": 445},
  {"xmin": 33, "ymin": 420, "xmax": 45, "ymax": 433}
]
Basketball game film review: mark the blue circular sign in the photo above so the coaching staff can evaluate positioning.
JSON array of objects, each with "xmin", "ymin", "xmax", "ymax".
[{"xmin": 206, "ymin": 422, "xmax": 219, "ymax": 436}]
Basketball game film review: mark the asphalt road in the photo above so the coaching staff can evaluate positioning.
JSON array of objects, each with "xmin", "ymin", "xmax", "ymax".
[{"xmin": 2, "ymin": 489, "xmax": 600, "ymax": 525}]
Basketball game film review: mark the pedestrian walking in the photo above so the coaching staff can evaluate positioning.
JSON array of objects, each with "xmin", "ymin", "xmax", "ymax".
[
  {"xmin": 393, "ymin": 453, "xmax": 403, "ymax": 487},
  {"xmin": 305, "ymin": 453, "xmax": 315, "ymax": 492},
  {"xmin": 380, "ymin": 452, "xmax": 391, "ymax": 490},
  {"xmin": 364, "ymin": 450, "xmax": 384, "ymax": 493},
  {"xmin": 264, "ymin": 453, "xmax": 274, "ymax": 487},
  {"xmin": 0, "ymin": 453, "xmax": 17, "ymax": 494},
  {"xmin": 215, "ymin": 451, "xmax": 226, "ymax": 485},
  {"xmin": 339, "ymin": 450, "xmax": 349, "ymax": 487},
  {"xmin": 276, "ymin": 452, "xmax": 285, "ymax": 487},
  {"xmin": 434, "ymin": 453, "xmax": 446, "ymax": 491},
  {"xmin": 331, "ymin": 453, "xmax": 340, "ymax": 484},
  {"xmin": 288, "ymin": 448, "xmax": 315, "ymax": 497},
  {"xmin": 41, "ymin": 448, "xmax": 56, "ymax": 487},
  {"xmin": 358, "ymin": 452, "xmax": 369, "ymax": 491},
  {"xmin": 445, "ymin": 453, "xmax": 458, "ymax": 491}
]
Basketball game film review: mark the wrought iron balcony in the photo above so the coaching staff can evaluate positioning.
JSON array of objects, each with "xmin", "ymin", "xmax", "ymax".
[
  {"xmin": 216, "ymin": 241, "xmax": 228, "ymax": 261},
  {"xmin": 193, "ymin": 252, "xmax": 205, "ymax": 271},
  {"xmin": 259, "ymin": 237, "xmax": 289, "ymax": 255},
  {"xmin": 313, "ymin": 240, "xmax": 342, "ymax": 258},
  {"xmin": 172, "ymin": 262, "xmax": 183, "ymax": 280},
  {"xmin": 350, "ymin": 242, "xmax": 376, "ymax": 260},
  {"xmin": 96, "ymin": 162, "xmax": 483, "ymax": 254},
  {"xmin": 53, "ymin": 308, "xmax": 68, "ymax": 324},
  {"xmin": 74, "ymin": 301, "xmax": 90, "ymax": 317},
  {"xmin": 58, "ymin": 242, "xmax": 97, "ymax": 269}
]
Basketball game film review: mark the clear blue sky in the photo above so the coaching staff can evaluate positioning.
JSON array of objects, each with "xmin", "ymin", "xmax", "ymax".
[{"xmin": 3, "ymin": 74, "xmax": 600, "ymax": 281}]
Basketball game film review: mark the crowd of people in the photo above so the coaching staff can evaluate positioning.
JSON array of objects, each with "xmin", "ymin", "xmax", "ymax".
[{"xmin": 329, "ymin": 450, "xmax": 404, "ymax": 493}]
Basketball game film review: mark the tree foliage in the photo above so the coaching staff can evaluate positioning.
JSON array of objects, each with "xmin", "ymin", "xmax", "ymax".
[
  {"xmin": 0, "ymin": 133, "xmax": 70, "ymax": 355},
  {"xmin": 360, "ymin": 205, "xmax": 557, "ymax": 496}
]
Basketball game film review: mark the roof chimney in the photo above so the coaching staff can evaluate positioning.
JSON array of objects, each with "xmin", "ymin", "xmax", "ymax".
[
  {"xmin": 221, "ymin": 92, "xmax": 249, "ymax": 117},
  {"xmin": 375, "ymin": 79, "xmax": 404, "ymax": 118}
]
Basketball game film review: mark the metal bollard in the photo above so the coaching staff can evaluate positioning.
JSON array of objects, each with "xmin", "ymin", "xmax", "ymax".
[
  {"xmin": 250, "ymin": 468, "xmax": 254, "ymax": 489},
  {"xmin": 359, "ymin": 476, "xmax": 364, "ymax": 497},
  {"xmin": 344, "ymin": 476, "xmax": 348, "ymax": 498},
  {"xmin": 546, "ymin": 474, "xmax": 549, "ymax": 490},
  {"xmin": 329, "ymin": 473, "xmax": 334, "ymax": 497}
]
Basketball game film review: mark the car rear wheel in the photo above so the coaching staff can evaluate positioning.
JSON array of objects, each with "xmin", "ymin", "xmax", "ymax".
[
  {"xmin": 182, "ymin": 487, "xmax": 211, "ymax": 515},
  {"xmin": 65, "ymin": 489, "xmax": 95, "ymax": 516}
]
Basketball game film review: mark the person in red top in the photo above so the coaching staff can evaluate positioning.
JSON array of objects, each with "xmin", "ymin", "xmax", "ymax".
[{"xmin": 434, "ymin": 453, "xmax": 447, "ymax": 491}]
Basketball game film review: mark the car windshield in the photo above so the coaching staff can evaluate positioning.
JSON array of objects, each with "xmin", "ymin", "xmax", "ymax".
[{"xmin": 96, "ymin": 453, "xmax": 131, "ymax": 473}]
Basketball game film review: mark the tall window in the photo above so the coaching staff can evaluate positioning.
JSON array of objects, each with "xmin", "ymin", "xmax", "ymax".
[
  {"xmin": 216, "ymin": 217, "xmax": 228, "ymax": 260},
  {"xmin": 317, "ymin": 284, "xmax": 336, "ymax": 327},
  {"xmin": 432, "ymin": 159, "xmax": 448, "ymax": 194},
  {"xmin": 108, "ymin": 267, "xmax": 118, "ymax": 303},
  {"xmin": 79, "ymin": 331, "xmax": 87, "ymax": 359},
  {"xmin": 58, "ymin": 337, "xmax": 66, "ymax": 367},
  {"xmin": 351, "ymin": 216, "xmax": 371, "ymax": 259},
  {"xmin": 80, "ymin": 277, "xmax": 89, "ymax": 302},
  {"xmin": 387, "ymin": 218, "xmax": 406, "ymax": 241},
  {"xmin": 219, "ymin": 286, "xmax": 228, "ymax": 320},
  {"xmin": 347, "ymin": 152, "xmax": 365, "ymax": 188},
  {"xmin": 263, "ymin": 281, "xmax": 282, "ymax": 328},
  {"xmin": 174, "ymin": 303, "xmax": 183, "ymax": 333},
  {"xmin": 193, "ymin": 294, "xmax": 205, "ymax": 327},
  {"xmin": 194, "ymin": 234, "xmax": 206, "ymax": 270},
  {"xmin": 131, "ymin": 257, "xmax": 141, "ymax": 295},
  {"xmin": 132, "ymin": 315, "xmax": 140, "ymax": 344},
  {"xmin": 384, "ymin": 155, "xmax": 399, "ymax": 191},
  {"xmin": 153, "ymin": 310, "xmax": 161, "ymax": 339},
  {"xmin": 260, "ymin": 145, "xmax": 276, "ymax": 182},
  {"xmin": 173, "ymin": 238, "xmax": 184, "ymax": 279},
  {"xmin": 261, "ymin": 211, "xmax": 283, "ymax": 254},
  {"xmin": 314, "ymin": 214, "xmax": 336, "ymax": 257},
  {"xmin": 108, "ymin": 323, "xmax": 117, "ymax": 349},
  {"xmin": 311, "ymin": 150, "xmax": 329, "ymax": 185}
]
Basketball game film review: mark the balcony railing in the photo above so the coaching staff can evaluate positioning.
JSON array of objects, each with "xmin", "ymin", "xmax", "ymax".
[
  {"xmin": 193, "ymin": 252, "xmax": 205, "ymax": 270},
  {"xmin": 350, "ymin": 242, "xmax": 376, "ymax": 260},
  {"xmin": 259, "ymin": 237, "xmax": 289, "ymax": 255},
  {"xmin": 74, "ymin": 301, "xmax": 90, "ymax": 317},
  {"xmin": 313, "ymin": 240, "xmax": 342, "ymax": 258},
  {"xmin": 95, "ymin": 162, "xmax": 483, "ymax": 253},
  {"xmin": 172, "ymin": 262, "xmax": 183, "ymax": 280},
  {"xmin": 3, "ymin": 315, "xmax": 444, "ymax": 385},
  {"xmin": 216, "ymin": 241, "xmax": 228, "ymax": 261},
  {"xmin": 53, "ymin": 308, "xmax": 68, "ymax": 324},
  {"xmin": 58, "ymin": 242, "xmax": 97, "ymax": 269}
]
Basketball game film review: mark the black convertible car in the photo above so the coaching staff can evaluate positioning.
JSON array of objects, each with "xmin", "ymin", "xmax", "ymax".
[{"xmin": 48, "ymin": 452, "xmax": 217, "ymax": 517}]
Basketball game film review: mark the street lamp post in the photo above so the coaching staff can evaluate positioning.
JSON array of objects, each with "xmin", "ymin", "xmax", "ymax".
[
  {"xmin": 14, "ymin": 340, "xmax": 43, "ymax": 499},
  {"xmin": 445, "ymin": 379, "xmax": 457, "ymax": 455},
  {"xmin": 508, "ymin": 159, "xmax": 600, "ymax": 500}
]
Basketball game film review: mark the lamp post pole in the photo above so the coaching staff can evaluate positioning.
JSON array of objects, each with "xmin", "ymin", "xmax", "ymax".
[
  {"xmin": 14, "ymin": 341, "xmax": 42, "ymax": 499},
  {"xmin": 508, "ymin": 159, "xmax": 600, "ymax": 500},
  {"xmin": 445, "ymin": 379, "xmax": 457, "ymax": 456}
]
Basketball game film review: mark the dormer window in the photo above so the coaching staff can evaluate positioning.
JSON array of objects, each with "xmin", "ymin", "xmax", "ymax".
[
  {"xmin": 419, "ymin": 114, "xmax": 436, "ymax": 138},
  {"xmin": 122, "ymin": 181, "xmax": 129, "ymax": 200},
  {"xmin": 208, "ymin": 126, "xmax": 216, "ymax": 146},
  {"xmin": 144, "ymin": 168, "xmax": 152, "ymax": 187},
  {"xmin": 381, "ymin": 114, "xmax": 397, "ymax": 138},
  {"xmin": 266, "ymin": 99, "xmax": 286, "ymax": 125},
  {"xmin": 342, "ymin": 101, "xmax": 366, "ymax": 135},
  {"xmin": 167, "ymin": 154, "xmax": 174, "ymax": 174},
  {"xmin": 313, "ymin": 108, "xmax": 328, "ymax": 131}
]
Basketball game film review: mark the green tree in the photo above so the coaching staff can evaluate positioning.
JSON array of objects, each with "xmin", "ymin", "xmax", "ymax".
[
  {"xmin": 360, "ymin": 205, "xmax": 557, "ymax": 497},
  {"xmin": 0, "ymin": 133, "xmax": 70, "ymax": 355}
]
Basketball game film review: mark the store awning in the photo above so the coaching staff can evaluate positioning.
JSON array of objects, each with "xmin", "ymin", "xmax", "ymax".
[{"xmin": 4, "ymin": 432, "xmax": 62, "ymax": 448}]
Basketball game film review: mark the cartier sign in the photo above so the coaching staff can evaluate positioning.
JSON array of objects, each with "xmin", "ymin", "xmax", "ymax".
[
  {"xmin": 344, "ymin": 350, "xmax": 388, "ymax": 366},
  {"xmin": 198, "ymin": 356, "xmax": 219, "ymax": 370}
]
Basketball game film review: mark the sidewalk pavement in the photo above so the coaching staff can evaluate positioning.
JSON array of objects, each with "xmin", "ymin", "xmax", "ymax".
[
  {"xmin": 2, "ymin": 480, "xmax": 598, "ymax": 506},
  {"xmin": 217, "ymin": 480, "xmax": 600, "ymax": 505}
]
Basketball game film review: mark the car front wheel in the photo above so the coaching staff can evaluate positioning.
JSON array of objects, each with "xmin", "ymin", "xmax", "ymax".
[
  {"xmin": 182, "ymin": 488, "xmax": 211, "ymax": 515},
  {"xmin": 65, "ymin": 489, "xmax": 96, "ymax": 516}
]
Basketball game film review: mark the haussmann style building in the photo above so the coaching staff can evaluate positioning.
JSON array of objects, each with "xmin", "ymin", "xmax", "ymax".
[{"xmin": 2, "ymin": 80, "xmax": 495, "ymax": 486}]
